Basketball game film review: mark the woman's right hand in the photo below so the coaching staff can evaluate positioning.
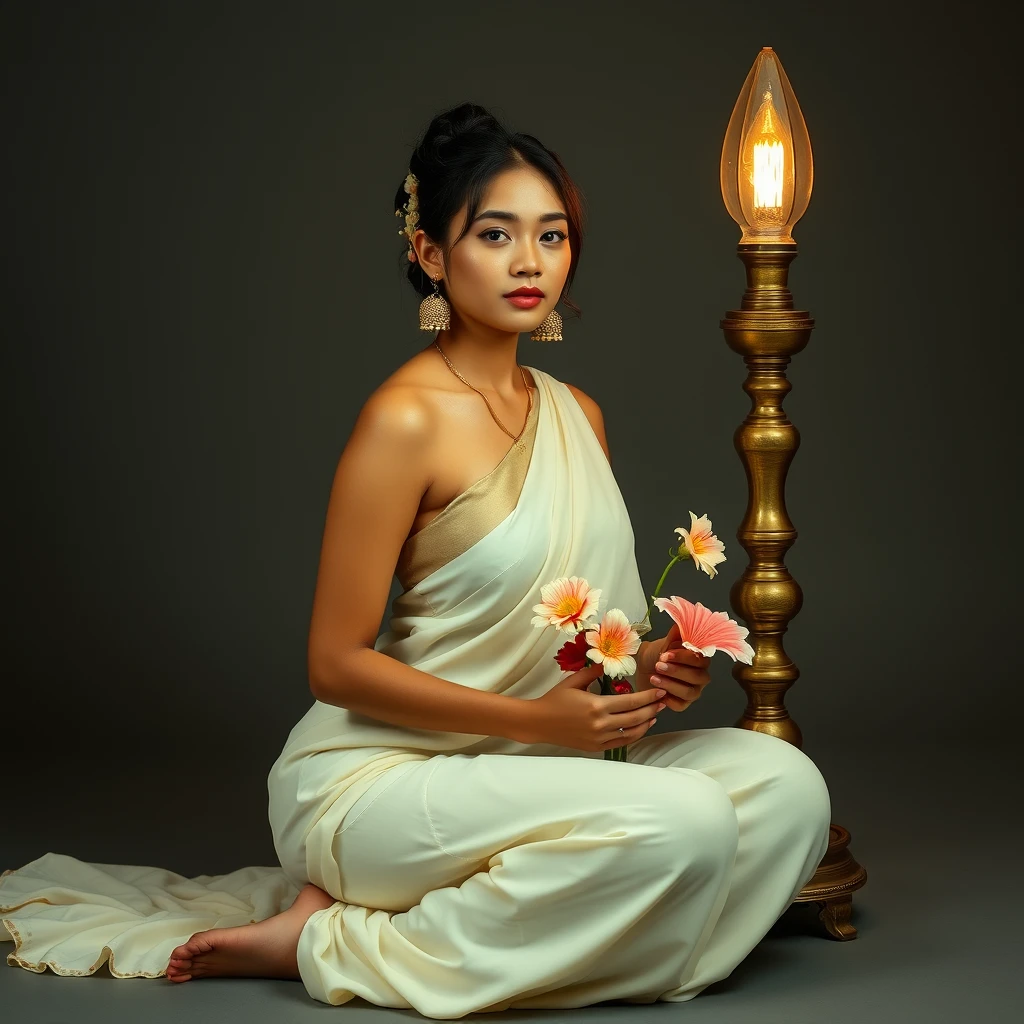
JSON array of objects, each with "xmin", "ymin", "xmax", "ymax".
[{"xmin": 517, "ymin": 661, "xmax": 667, "ymax": 752}]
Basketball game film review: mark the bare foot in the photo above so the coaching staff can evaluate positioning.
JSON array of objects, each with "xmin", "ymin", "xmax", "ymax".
[{"xmin": 164, "ymin": 882, "xmax": 336, "ymax": 983}]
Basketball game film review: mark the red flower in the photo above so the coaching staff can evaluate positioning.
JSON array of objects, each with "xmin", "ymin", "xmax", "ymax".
[
  {"xmin": 611, "ymin": 682, "xmax": 634, "ymax": 695},
  {"xmin": 554, "ymin": 632, "xmax": 591, "ymax": 672}
]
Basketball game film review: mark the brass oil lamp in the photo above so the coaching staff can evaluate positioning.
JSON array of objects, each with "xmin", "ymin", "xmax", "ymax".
[{"xmin": 720, "ymin": 46, "xmax": 867, "ymax": 939}]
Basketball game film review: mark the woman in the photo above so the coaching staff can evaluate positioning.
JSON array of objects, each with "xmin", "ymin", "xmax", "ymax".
[{"xmin": 1, "ymin": 103, "xmax": 831, "ymax": 1016}]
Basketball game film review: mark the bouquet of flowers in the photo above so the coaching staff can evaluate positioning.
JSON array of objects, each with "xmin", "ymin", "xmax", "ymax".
[{"xmin": 531, "ymin": 512, "xmax": 755, "ymax": 761}]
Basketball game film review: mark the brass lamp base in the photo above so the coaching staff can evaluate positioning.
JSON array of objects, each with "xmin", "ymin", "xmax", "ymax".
[
  {"xmin": 787, "ymin": 824, "xmax": 867, "ymax": 940},
  {"xmin": 722, "ymin": 243, "xmax": 867, "ymax": 939}
]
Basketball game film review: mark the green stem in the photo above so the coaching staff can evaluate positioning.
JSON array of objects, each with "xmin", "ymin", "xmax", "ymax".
[
  {"xmin": 645, "ymin": 554, "xmax": 683, "ymax": 628},
  {"xmin": 600, "ymin": 672, "xmax": 629, "ymax": 761}
]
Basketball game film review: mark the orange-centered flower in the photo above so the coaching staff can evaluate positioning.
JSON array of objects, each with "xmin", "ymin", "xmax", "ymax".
[
  {"xmin": 675, "ymin": 511, "xmax": 727, "ymax": 579},
  {"xmin": 531, "ymin": 576, "xmax": 602, "ymax": 634},
  {"xmin": 584, "ymin": 609, "xmax": 642, "ymax": 680}
]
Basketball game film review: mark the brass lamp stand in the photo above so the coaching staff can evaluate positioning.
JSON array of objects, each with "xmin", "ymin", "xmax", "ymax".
[{"xmin": 719, "ymin": 48, "xmax": 866, "ymax": 940}]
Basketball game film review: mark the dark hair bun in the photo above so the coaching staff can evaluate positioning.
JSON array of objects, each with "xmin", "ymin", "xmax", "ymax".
[{"xmin": 417, "ymin": 104, "xmax": 497, "ymax": 168}]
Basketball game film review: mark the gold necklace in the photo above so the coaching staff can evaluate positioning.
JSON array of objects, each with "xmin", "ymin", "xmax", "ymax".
[{"xmin": 432, "ymin": 340, "xmax": 533, "ymax": 451}]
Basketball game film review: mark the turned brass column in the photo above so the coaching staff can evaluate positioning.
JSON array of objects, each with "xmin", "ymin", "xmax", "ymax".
[
  {"xmin": 721, "ymin": 245, "xmax": 866, "ymax": 939},
  {"xmin": 718, "ymin": 47, "xmax": 866, "ymax": 939}
]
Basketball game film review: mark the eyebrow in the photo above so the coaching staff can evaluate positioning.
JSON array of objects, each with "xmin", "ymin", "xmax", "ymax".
[{"xmin": 472, "ymin": 209, "xmax": 568, "ymax": 225}]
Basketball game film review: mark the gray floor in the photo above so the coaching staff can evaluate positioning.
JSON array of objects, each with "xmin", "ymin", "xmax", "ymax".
[{"xmin": 3, "ymin": 737, "xmax": 1019, "ymax": 1023}]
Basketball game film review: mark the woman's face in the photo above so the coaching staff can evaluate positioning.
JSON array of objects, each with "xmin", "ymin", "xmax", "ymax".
[{"xmin": 423, "ymin": 166, "xmax": 571, "ymax": 336}]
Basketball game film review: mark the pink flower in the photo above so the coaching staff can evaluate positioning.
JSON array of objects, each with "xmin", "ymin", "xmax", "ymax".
[
  {"xmin": 532, "ymin": 576, "xmax": 602, "ymax": 634},
  {"xmin": 652, "ymin": 595, "xmax": 754, "ymax": 664},
  {"xmin": 675, "ymin": 511, "xmax": 727, "ymax": 579},
  {"xmin": 583, "ymin": 608, "xmax": 642, "ymax": 679}
]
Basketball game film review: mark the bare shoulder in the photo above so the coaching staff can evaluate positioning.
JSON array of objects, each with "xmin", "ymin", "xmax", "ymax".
[
  {"xmin": 564, "ymin": 382, "xmax": 611, "ymax": 466},
  {"xmin": 354, "ymin": 349, "xmax": 446, "ymax": 439},
  {"xmin": 355, "ymin": 382, "xmax": 435, "ymax": 448}
]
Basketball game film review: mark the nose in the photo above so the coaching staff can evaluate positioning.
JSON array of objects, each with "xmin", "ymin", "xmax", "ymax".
[{"xmin": 513, "ymin": 244, "xmax": 542, "ymax": 281}]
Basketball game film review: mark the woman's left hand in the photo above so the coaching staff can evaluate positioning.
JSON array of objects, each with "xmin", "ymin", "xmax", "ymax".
[{"xmin": 635, "ymin": 622, "xmax": 711, "ymax": 712}]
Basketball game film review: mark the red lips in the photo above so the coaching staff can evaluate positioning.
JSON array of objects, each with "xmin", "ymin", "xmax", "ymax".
[{"xmin": 504, "ymin": 286, "xmax": 545, "ymax": 297}]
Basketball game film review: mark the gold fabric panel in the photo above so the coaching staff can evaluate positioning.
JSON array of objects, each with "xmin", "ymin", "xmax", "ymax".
[{"xmin": 396, "ymin": 388, "xmax": 541, "ymax": 592}]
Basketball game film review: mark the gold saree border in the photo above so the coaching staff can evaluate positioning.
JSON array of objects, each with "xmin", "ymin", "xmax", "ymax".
[{"xmin": 396, "ymin": 381, "xmax": 542, "ymax": 592}]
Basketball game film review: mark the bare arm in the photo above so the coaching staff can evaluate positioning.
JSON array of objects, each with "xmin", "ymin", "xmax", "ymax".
[
  {"xmin": 318, "ymin": 647, "xmax": 535, "ymax": 742},
  {"xmin": 306, "ymin": 385, "xmax": 535, "ymax": 743}
]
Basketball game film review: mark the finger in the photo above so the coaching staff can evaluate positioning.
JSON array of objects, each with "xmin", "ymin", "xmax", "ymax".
[
  {"xmin": 620, "ymin": 687, "xmax": 667, "ymax": 710},
  {"xmin": 661, "ymin": 649, "xmax": 708, "ymax": 668},
  {"xmin": 659, "ymin": 693, "xmax": 691, "ymax": 713},
  {"xmin": 618, "ymin": 700, "xmax": 667, "ymax": 729},
  {"xmin": 676, "ymin": 667, "xmax": 711, "ymax": 688},
  {"xmin": 603, "ymin": 717, "xmax": 657, "ymax": 748},
  {"xmin": 649, "ymin": 674, "xmax": 702, "ymax": 702},
  {"xmin": 653, "ymin": 660, "xmax": 710, "ymax": 688}
]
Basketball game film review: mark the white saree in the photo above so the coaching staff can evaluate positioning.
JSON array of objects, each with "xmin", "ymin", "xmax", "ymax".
[{"xmin": 0, "ymin": 365, "xmax": 655, "ymax": 980}]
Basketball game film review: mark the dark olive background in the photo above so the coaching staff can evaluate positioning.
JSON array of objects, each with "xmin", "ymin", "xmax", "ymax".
[{"xmin": 2, "ymin": 3, "xmax": 1017, "ymax": 1020}]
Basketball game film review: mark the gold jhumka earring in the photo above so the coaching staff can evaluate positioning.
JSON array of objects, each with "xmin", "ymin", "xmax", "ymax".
[
  {"xmin": 529, "ymin": 305, "xmax": 562, "ymax": 342},
  {"xmin": 419, "ymin": 275, "xmax": 450, "ymax": 331}
]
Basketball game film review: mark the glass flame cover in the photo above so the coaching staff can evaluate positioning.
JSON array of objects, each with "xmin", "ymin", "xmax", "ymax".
[{"xmin": 720, "ymin": 47, "xmax": 813, "ymax": 244}]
